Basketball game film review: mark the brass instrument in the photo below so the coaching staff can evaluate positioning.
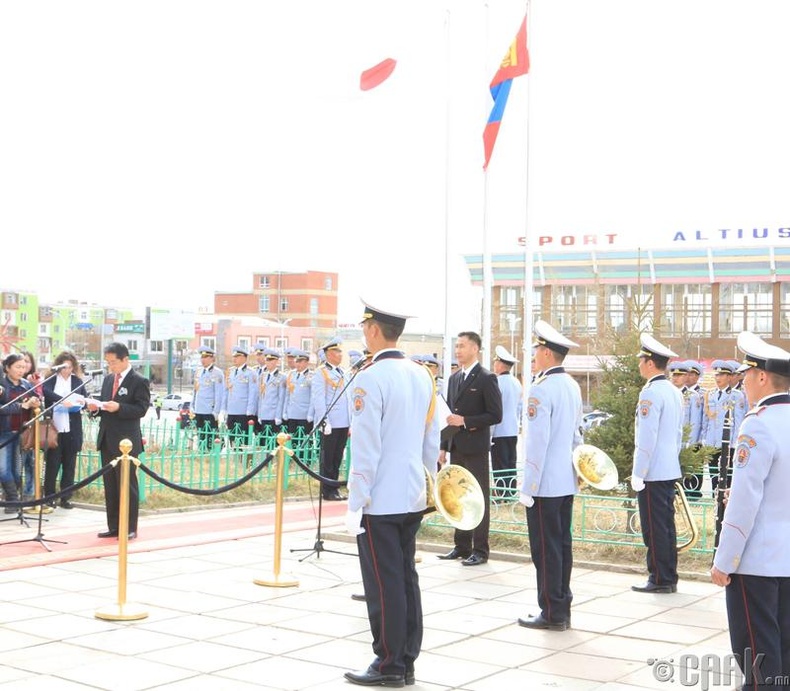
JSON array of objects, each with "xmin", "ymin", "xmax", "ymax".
[
  {"xmin": 573, "ymin": 444, "xmax": 619, "ymax": 491},
  {"xmin": 674, "ymin": 481, "xmax": 699, "ymax": 553},
  {"xmin": 424, "ymin": 465, "xmax": 485, "ymax": 531}
]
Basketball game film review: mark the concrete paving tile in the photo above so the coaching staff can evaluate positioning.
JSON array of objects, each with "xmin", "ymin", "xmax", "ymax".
[
  {"xmin": 647, "ymin": 606, "xmax": 728, "ymax": 629},
  {"xmin": 210, "ymin": 602, "xmax": 317, "ymax": 627},
  {"xmin": 0, "ymin": 673, "xmax": 101, "ymax": 690},
  {"xmin": 285, "ymin": 636, "xmax": 376, "ymax": 668},
  {"xmin": 0, "ymin": 601, "xmax": 54, "ymax": 623},
  {"xmin": 617, "ymin": 590, "xmax": 707, "ymax": 607},
  {"xmin": 0, "ymin": 665, "xmax": 30, "ymax": 684},
  {"xmin": 271, "ymin": 611, "xmax": 370, "ymax": 638},
  {"xmin": 567, "ymin": 633, "xmax": 678, "ymax": 663},
  {"xmin": 521, "ymin": 650, "xmax": 643, "ymax": 682},
  {"xmin": 210, "ymin": 625, "xmax": 333, "ymax": 655},
  {"xmin": 427, "ymin": 579, "xmax": 523, "ymax": 602},
  {"xmin": 5, "ymin": 612, "xmax": 117, "ymax": 640},
  {"xmin": 0, "ymin": 641, "xmax": 115, "ymax": 674},
  {"xmin": 150, "ymin": 675, "xmax": 268, "ymax": 690},
  {"xmin": 404, "ymin": 650, "xmax": 506, "ymax": 689},
  {"xmin": 0, "ymin": 581, "xmax": 63, "ymax": 600},
  {"xmin": 29, "ymin": 571, "xmax": 116, "ymax": 592},
  {"xmin": 421, "ymin": 591, "xmax": 480, "ymax": 615},
  {"xmin": 614, "ymin": 620, "xmax": 720, "ymax": 645},
  {"xmin": 573, "ymin": 596, "xmax": 670, "ymax": 619},
  {"xmin": 483, "ymin": 624, "xmax": 599, "ymax": 650},
  {"xmin": 139, "ymin": 640, "xmax": 264, "ymax": 673},
  {"xmin": 214, "ymin": 656, "xmax": 344, "ymax": 689},
  {"xmin": 432, "ymin": 636, "xmax": 551, "ymax": 667},
  {"xmin": 569, "ymin": 611, "xmax": 637, "ymax": 634},
  {"xmin": 55, "ymin": 654, "xmax": 195, "ymax": 690},
  {"xmin": 461, "ymin": 667, "xmax": 603, "ymax": 690},
  {"xmin": 67, "ymin": 626, "xmax": 191, "ymax": 655},
  {"xmin": 135, "ymin": 613, "xmax": 256, "ymax": 641},
  {"xmin": 127, "ymin": 586, "xmax": 249, "ymax": 614},
  {"xmin": 462, "ymin": 597, "xmax": 541, "ymax": 622},
  {"xmin": 19, "ymin": 590, "xmax": 113, "ymax": 614},
  {"xmin": 422, "ymin": 609, "xmax": 507, "ymax": 637},
  {"xmin": 418, "ymin": 626, "xmax": 470, "ymax": 651}
]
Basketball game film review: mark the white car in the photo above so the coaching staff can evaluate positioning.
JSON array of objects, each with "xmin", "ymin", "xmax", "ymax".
[{"xmin": 160, "ymin": 393, "xmax": 192, "ymax": 411}]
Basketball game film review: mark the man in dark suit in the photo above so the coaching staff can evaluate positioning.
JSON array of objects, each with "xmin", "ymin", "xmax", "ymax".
[
  {"xmin": 438, "ymin": 331, "xmax": 502, "ymax": 566},
  {"xmin": 87, "ymin": 342, "xmax": 150, "ymax": 539}
]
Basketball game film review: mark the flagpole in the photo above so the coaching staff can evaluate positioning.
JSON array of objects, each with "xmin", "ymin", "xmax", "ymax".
[
  {"xmin": 442, "ymin": 8, "xmax": 453, "ymax": 388},
  {"xmin": 480, "ymin": 3, "xmax": 493, "ymax": 369},
  {"xmin": 521, "ymin": 0, "xmax": 533, "ymax": 439}
]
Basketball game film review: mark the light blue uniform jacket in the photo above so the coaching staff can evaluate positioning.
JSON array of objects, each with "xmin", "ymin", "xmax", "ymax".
[
  {"xmin": 257, "ymin": 368, "xmax": 285, "ymax": 422},
  {"xmin": 283, "ymin": 369, "xmax": 314, "ymax": 422},
  {"xmin": 522, "ymin": 367, "xmax": 583, "ymax": 498},
  {"xmin": 713, "ymin": 395, "xmax": 790, "ymax": 576},
  {"xmin": 347, "ymin": 350, "xmax": 440, "ymax": 515},
  {"xmin": 701, "ymin": 387, "xmax": 747, "ymax": 447},
  {"xmin": 632, "ymin": 376, "xmax": 683, "ymax": 481},
  {"xmin": 311, "ymin": 364, "xmax": 351, "ymax": 429},
  {"xmin": 492, "ymin": 372, "xmax": 523, "ymax": 439},
  {"xmin": 223, "ymin": 365, "xmax": 258, "ymax": 416},
  {"xmin": 192, "ymin": 365, "xmax": 225, "ymax": 416}
]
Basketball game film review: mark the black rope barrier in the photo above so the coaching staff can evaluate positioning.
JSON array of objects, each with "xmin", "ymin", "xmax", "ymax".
[
  {"xmin": 288, "ymin": 450, "xmax": 346, "ymax": 489},
  {"xmin": 137, "ymin": 451, "xmax": 275, "ymax": 496},
  {"xmin": 0, "ymin": 463, "xmax": 112, "ymax": 510}
]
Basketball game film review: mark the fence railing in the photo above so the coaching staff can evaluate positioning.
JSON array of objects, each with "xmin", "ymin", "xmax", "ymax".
[{"xmin": 74, "ymin": 420, "xmax": 717, "ymax": 554}]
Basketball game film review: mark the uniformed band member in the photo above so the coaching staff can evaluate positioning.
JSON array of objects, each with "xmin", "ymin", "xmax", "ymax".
[
  {"xmin": 518, "ymin": 321, "xmax": 582, "ymax": 631},
  {"xmin": 282, "ymin": 350, "xmax": 314, "ymax": 436},
  {"xmin": 192, "ymin": 347, "xmax": 225, "ymax": 448},
  {"xmin": 702, "ymin": 359, "xmax": 747, "ymax": 496},
  {"xmin": 438, "ymin": 331, "xmax": 502, "ymax": 566},
  {"xmin": 680, "ymin": 360, "xmax": 706, "ymax": 499},
  {"xmin": 631, "ymin": 334, "xmax": 684, "ymax": 594},
  {"xmin": 344, "ymin": 301, "xmax": 440, "ymax": 688},
  {"xmin": 223, "ymin": 346, "xmax": 258, "ymax": 445},
  {"xmin": 491, "ymin": 345, "xmax": 523, "ymax": 499},
  {"xmin": 668, "ymin": 360, "xmax": 688, "ymax": 389},
  {"xmin": 711, "ymin": 331, "xmax": 790, "ymax": 687},
  {"xmin": 312, "ymin": 336, "xmax": 351, "ymax": 501},
  {"xmin": 256, "ymin": 348, "xmax": 285, "ymax": 434}
]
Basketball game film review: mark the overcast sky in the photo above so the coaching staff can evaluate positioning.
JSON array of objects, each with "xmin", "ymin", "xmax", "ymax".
[{"xmin": 2, "ymin": 0, "xmax": 789, "ymax": 333}]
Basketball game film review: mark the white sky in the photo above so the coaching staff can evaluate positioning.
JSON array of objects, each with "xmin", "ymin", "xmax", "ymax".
[{"xmin": 2, "ymin": 0, "xmax": 789, "ymax": 333}]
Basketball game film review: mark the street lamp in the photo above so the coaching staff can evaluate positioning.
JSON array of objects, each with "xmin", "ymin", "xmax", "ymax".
[{"xmin": 279, "ymin": 319, "xmax": 292, "ymax": 350}]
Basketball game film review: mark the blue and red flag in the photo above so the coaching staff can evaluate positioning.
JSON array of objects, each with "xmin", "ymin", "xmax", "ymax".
[{"xmin": 483, "ymin": 15, "xmax": 530, "ymax": 170}]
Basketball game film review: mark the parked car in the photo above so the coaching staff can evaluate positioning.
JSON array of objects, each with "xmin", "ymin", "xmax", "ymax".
[{"xmin": 161, "ymin": 393, "xmax": 192, "ymax": 411}]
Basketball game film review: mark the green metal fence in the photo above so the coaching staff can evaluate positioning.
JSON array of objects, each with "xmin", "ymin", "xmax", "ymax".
[{"xmin": 75, "ymin": 422, "xmax": 716, "ymax": 554}]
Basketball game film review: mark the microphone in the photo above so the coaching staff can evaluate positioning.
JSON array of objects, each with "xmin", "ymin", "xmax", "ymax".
[
  {"xmin": 50, "ymin": 363, "xmax": 69, "ymax": 371},
  {"xmin": 351, "ymin": 356, "xmax": 369, "ymax": 370},
  {"xmin": 85, "ymin": 369, "xmax": 105, "ymax": 377}
]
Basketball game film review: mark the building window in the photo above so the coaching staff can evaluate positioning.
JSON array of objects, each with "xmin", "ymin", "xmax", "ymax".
[
  {"xmin": 549, "ymin": 285, "xmax": 597, "ymax": 334},
  {"xmin": 5, "ymin": 293, "xmax": 16, "ymax": 304},
  {"xmin": 19, "ymin": 312, "xmax": 27, "ymax": 322},
  {"xmin": 661, "ymin": 284, "xmax": 712, "ymax": 338},
  {"xmin": 275, "ymin": 337, "xmax": 287, "ymax": 350},
  {"xmin": 260, "ymin": 276, "xmax": 270, "ymax": 289},
  {"xmin": 201, "ymin": 337, "xmax": 216, "ymax": 351},
  {"xmin": 310, "ymin": 298, "xmax": 318, "ymax": 316},
  {"xmin": 150, "ymin": 340, "xmax": 164, "ymax": 353},
  {"xmin": 259, "ymin": 296, "xmax": 270, "ymax": 313},
  {"xmin": 128, "ymin": 339, "xmax": 138, "ymax": 352},
  {"xmin": 324, "ymin": 276, "xmax": 332, "ymax": 291},
  {"xmin": 238, "ymin": 337, "xmax": 252, "ymax": 352},
  {"xmin": 280, "ymin": 297, "xmax": 289, "ymax": 312},
  {"xmin": 20, "ymin": 296, "xmax": 27, "ymax": 306},
  {"xmin": 301, "ymin": 338, "xmax": 313, "ymax": 353},
  {"xmin": 781, "ymin": 283, "xmax": 790, "ymax": 338},
  {"xmin": 719, "ymin": 282, "xmax": 772, "ymax": 336},
  {"xmin": 39, "ymin": 325, "xmax": 47, "ymax": 335},
  {"xmin": 54, "ymin": 325, "xmax": 60, "ymax": 334},
  {"xmin": 604, "ymin": 285, "xmax": 653, "ymax": 331}
]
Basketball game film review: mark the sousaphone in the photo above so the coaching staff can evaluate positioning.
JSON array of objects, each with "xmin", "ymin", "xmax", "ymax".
[
  {"xmin": 573, "ymin": 444, "xmax": 619, "ymax": 490},
  {"xmin": 424, "ymin": 465, "xmax": 485, "ymax": 531}
]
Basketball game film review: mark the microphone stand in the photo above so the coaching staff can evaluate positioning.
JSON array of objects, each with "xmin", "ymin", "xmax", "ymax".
[
  {"xmin": 1, "ymin": 375, "xmax": 91, "ymax": 551},
  {"xmin": 290, "ymin": 362, "xmax": 366, "ymax": 562}
]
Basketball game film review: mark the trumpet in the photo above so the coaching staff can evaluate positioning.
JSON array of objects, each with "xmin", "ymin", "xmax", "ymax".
[{"xmin": 424, "ymin": 465, "xmax": 485, "ymax": 531}]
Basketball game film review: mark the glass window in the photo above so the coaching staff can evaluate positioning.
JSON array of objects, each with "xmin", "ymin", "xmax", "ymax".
[
  {"xmin": 259, "ymin": 295, "xmax": 270, "ymax": 313},
  {"xmin": 280, "ymin": 297, "xmax": 289, "ymax": 312},
  {"xmin": 660, "ymin": 284, "xmax": 712, "ymax": 338},
  {"xmin": 324, "ymin": 276, "xmax": 333, "ymax": 291},
  {"xmin": 128, "ymin": 339, "xmax": 138, "ymax": 351},
  {"xmin": 201, "ymin": 337, "xmax": 216, "ymax": 351},
  {"xmin": 150, "ymin": 340, "xmax": 164, "ymax": 353},
  {"xmin": 275, "ymin": 337, "xmax": 287, "ymax": 350},
  {"xmin": 260, "ymin": 276, "xmax": 270, "ymax": 289},
  {"xmin": 301, "ymin": 338, "xmax": 313, "ymax": 352},
  {"xmin": 719, "ymin": 282, "xmax": 773, "ymax": 336},
  {"xmin": 604, "ymin": 285, "xmax": 653, "ymax": 331},
  {"xmin": 310, "ymin": 298, "xmax": 319, "ymax": 316},
  {"xmin": 238, "ymin": 337, "xmax": 252, "ymax": 352},
  {"xmin": 549, "ymin": 285, "xmax": 597, "ymax": 334},
  {"xmin": 781, "ymin": 283, "xmax": 790, "ymax": 338},
  {"xmin": 497, "ymin": 286, "xmax": 541, "ymax": 334}
]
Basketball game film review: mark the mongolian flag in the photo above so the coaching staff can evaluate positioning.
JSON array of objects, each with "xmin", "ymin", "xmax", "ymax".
[{"xmin": 483, "ymin": 15, "xmax": 530, "ymax": 170}]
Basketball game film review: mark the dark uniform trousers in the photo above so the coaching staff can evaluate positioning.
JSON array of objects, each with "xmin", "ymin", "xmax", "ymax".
[
  {"xmin": 227, "ymin": 414, "xmax": 255, "ymax": 446},
  {"xmin": 450, "ymin": 451, "xmax": 491, "ymax": 559},
  {"xmin": 726, "ymin": 574, "xmax": 790, "ymax": 688},
  {"xmin": 491, "ymin": 436, "xmax": 517, "ymax": 496},
  {"xmin": 44, "ymin": 431, "xmax": 80, "ymax": 500},
  {"xmin": 100, "ymin": 444, "xmax": 138, "ymax": 534},
  {"xmin": 637, "ymin": 480, "xmax": 678, "ymax": 587},
  {"xmin": 357, "ymin": 512, "xmax": 423, "ymax": 678},
  {"xmin": 526, "ymin": 495, "xmax": 574, "ymax": 624},
  {"xmin": 319, "ymin": 427, "xmax": 348, "ymax": 498},
  {"xmin": 286, "ymin": 419, "xmax": 312, "ymax": 438},
  {"xmin": 194, "ymin": 413, "xmax": 219, "ymax": 449}
]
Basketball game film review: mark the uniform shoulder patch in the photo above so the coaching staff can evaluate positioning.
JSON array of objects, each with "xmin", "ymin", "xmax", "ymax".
[
  {"xmin": 352, "ymin": 387, "xmax": 367, "ymax": 414},
  {"xmin": 735, "ymin": 434, "xmax": 757, "ymax": 468},
  {"xmin": 527, "ymin": 396, "xmax": 540, "ymax": 421},
  {"xmin": 638, "ymin": 399, "xmax": 653, "ymax": 417}
]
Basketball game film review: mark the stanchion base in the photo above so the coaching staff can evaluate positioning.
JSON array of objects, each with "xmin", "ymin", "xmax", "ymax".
[
  {"xmin": 254, "ymin": 573, "xmax": 299, "ymax": 588},
  {"xmin": 23, "ymin": 505, "xmax": 53, "ymax": 515},
  {"xmin": 95, "ymin": 603, "xmax": 149, "ymax": 621}
]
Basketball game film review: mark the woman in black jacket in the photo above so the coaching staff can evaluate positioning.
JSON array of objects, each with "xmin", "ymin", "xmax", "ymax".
[{"xmin": 42, "ymin": 351, "xmax": 86, "ymax": 509}]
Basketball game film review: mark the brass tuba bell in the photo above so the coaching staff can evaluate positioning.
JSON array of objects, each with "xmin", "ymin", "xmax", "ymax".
[
  {"xmin": 424, "ymin": 465, "xmax": 485, "ymax": 531},
  {"xmin": 674, "ymin": 482, "xmax": 699, "ymax": 553},
  {"xmin": 573, "ymin": 444, "xmax": 619, "ymax": 490}
]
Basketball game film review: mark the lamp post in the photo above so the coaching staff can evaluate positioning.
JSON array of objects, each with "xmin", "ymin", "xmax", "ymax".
[{"xmin": 279, "ymin": 318, "xmax": 292, "ymax": 351}]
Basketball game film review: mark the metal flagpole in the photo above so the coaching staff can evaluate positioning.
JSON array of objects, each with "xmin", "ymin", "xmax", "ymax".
[
  {"xmin": 442, "ymin": 8, "xmax": 453, "ymax": 387},
  {"xmin": 480, "ymin": 3, "xmax": 493, "ymax": 369},
  {"xmin": 521, "ymin": 0, "xmax": 534, "ymax": 428}
]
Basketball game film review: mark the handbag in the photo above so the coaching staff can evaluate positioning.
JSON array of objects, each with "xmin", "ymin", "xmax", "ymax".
[{"xmin": 20, "ymin": 419, "xmax": 59, "ymax": 452}]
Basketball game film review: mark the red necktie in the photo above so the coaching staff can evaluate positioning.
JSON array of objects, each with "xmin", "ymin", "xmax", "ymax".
[{"xmin": 112, "ymin": 373, "xmax": 121, "ymax": 398}]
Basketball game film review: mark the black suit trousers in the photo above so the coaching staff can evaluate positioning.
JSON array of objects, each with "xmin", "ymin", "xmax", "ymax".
[
  {"xmin": 101, "ymin": 445, "xmax": 139, "ymax": 533},
  {"xmin": 450, "ymin": 451, "xmax": 490, "ymax": 558}
]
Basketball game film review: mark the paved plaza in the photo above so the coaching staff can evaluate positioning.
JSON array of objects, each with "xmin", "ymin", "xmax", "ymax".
[{"xmin": 0, "ymin": 502, "xmax": 734, "ymax": 690}]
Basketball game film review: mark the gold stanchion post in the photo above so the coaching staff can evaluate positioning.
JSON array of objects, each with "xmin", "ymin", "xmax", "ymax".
[
  {"xmin": 254, "ymin": 432, "xmax": 299, "ymax": 588},
  {"xmin": 96, "ymin": 439, "xmax": 149, "ymax": 621},
  {"xmin": 24, "ymin": 407, "xmax": 53, "ymax": 515}
]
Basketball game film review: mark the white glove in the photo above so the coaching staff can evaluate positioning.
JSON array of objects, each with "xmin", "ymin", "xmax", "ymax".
[
  {"xmin": 630, "ymin": 476, "xmax": 645, "ymax": 492},
  {"xmin": 519, "ymin": 493, "xmax": 535, "ymax": 508},
  {"xmin": 323, "ymin": 421, "xmax": 332, "ymax": 436},
  {"xmin": 275, "ymin": 418, "xmax": 282, "ymax": 426},
  {"xmin": 345, "ymin": 507, "xmax": 365, "ymax": 536}
]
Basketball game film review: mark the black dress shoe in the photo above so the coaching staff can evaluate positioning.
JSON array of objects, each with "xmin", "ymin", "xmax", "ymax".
[
  {"xmin": 631, "ymin": 581, "xmax": 677, "ymax": 593},
  {"xmin": 97, "ymin": 530, "xmax": 119, "ymax": 538},
  {"xmin": 60, "ymin": 499, "xmax": 74, "ymax": 509},
  {"xmin": 517, "ymin": 614, "xmax": 570, "ymax": 631},
  {"xmin": 437, "ymin": 547, "xmax": 471, "ymax": 560},
  {"xmin": 405, "ymin": 662, "xmax": 414, "ymax": 686},
  {"xmin": 461, "ymin": 554, "xmax": 488, "ymax": 566},
  {"xmin": 351, "ymin": 593, "xmax": 367, "ymax": 602},
  {"xmin": 127, "ymin": 532, "xmax": 137, "ymax": 540},
  {"xmin": 344, "ymin": 666, "xmax": 405, "ymax": 687}
]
